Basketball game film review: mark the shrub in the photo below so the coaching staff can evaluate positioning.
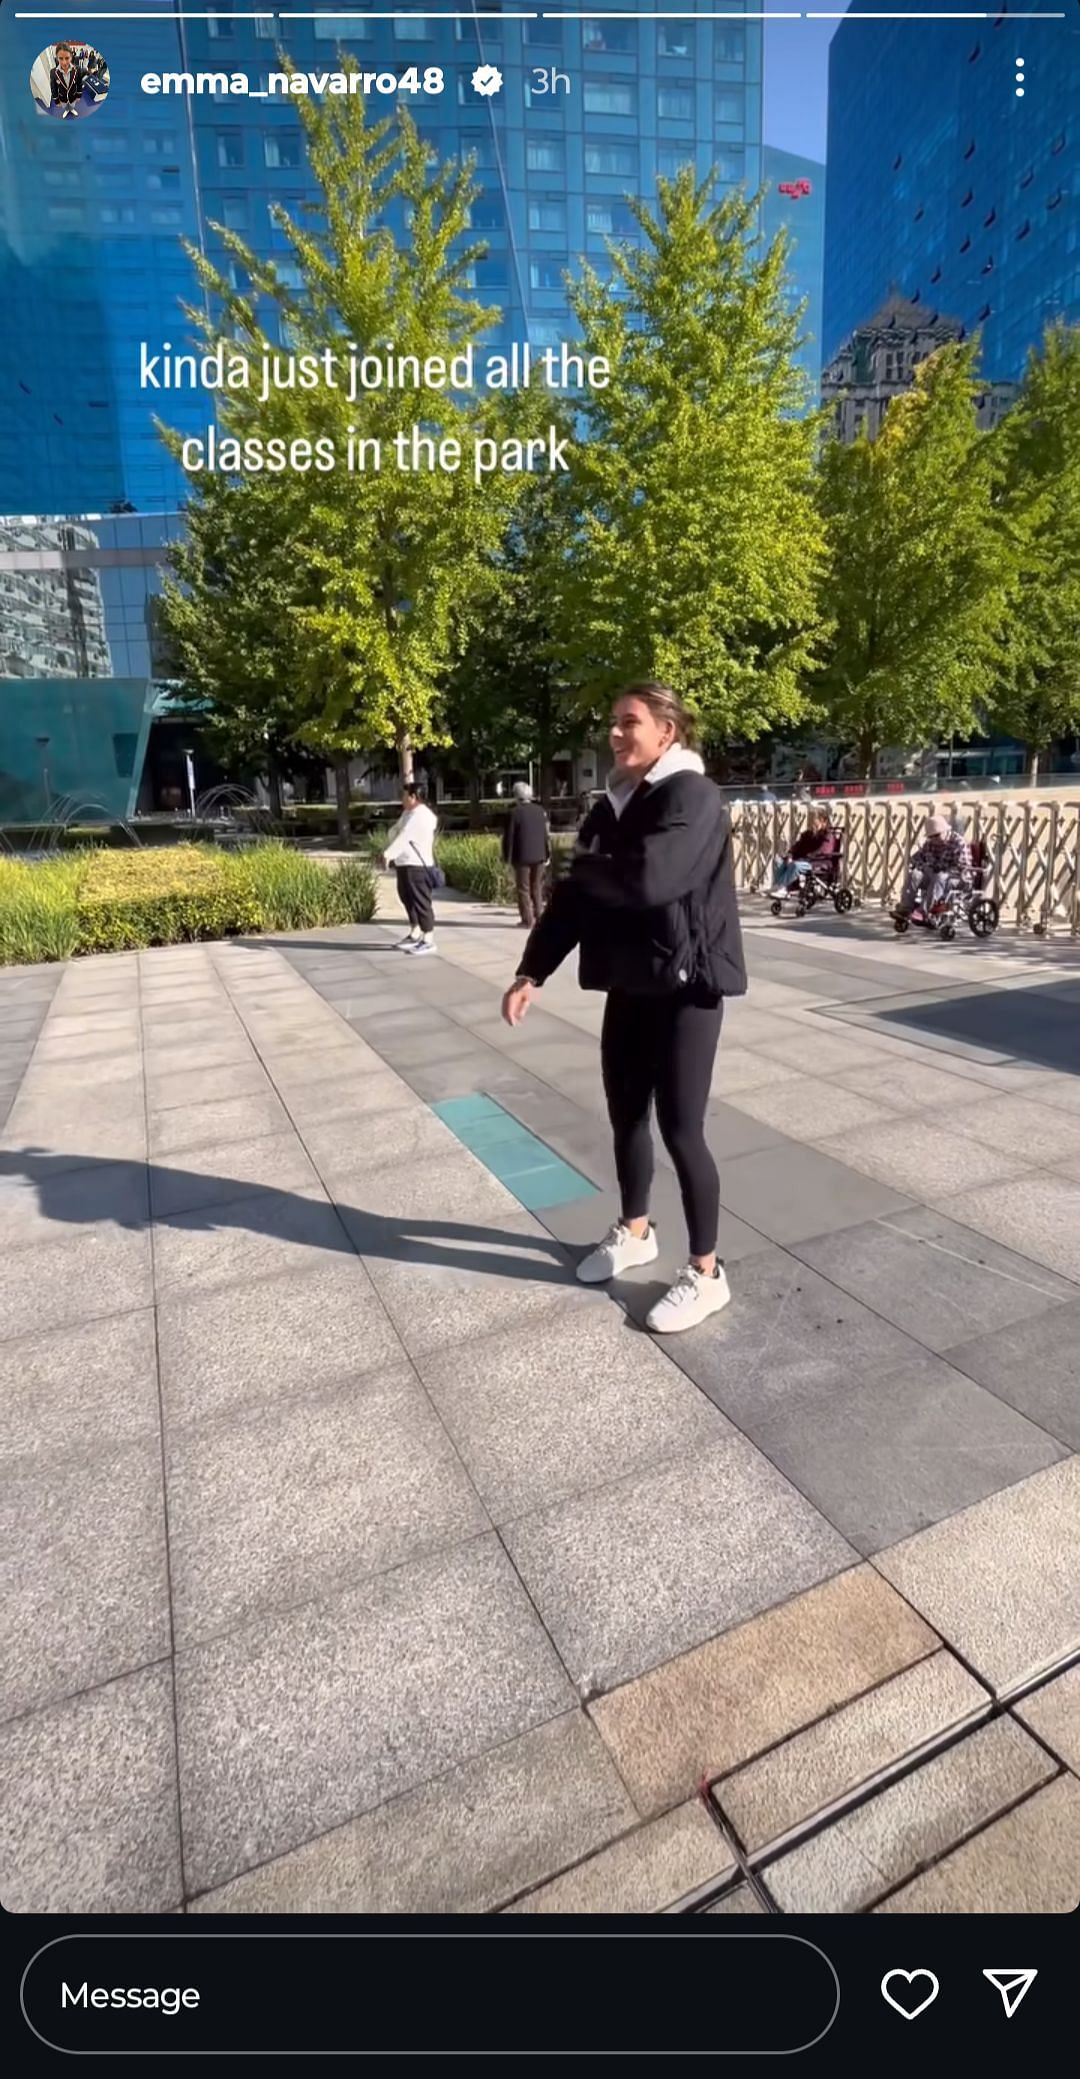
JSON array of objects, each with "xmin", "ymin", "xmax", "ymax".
[
  {"xmin": 74, "ymin": 845, "xmax": 261, "ymax": 952},
  {"xmin": 0, "ymin": 857, "xmax": 83, "ymax": 965},
  {"xmin": 236, "ymin": 843, "xmax": 378, "ymax": 928},
  {"xmin": 320, "ymin": 854, "xmax": 379, "ymax": 924},
  {"xmin": 436, "ymin": 835, "xmax": 514, "ymax": 906}
]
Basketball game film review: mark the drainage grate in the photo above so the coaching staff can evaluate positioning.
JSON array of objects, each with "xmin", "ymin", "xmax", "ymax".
[{"xmin": 433, "ymin": 1094, "xmax": 598, "ymax": 1212}]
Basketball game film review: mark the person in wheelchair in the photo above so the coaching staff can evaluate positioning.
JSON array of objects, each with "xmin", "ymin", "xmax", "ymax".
[
  {"xmin": 766, "ymin": 807, "xmax": 839, "ymax": 900},
  {"xmin": 893, "ymin": 814, "xmax": 970, "ymax": 924}
]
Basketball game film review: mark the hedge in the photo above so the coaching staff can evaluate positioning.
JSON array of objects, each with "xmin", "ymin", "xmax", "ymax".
[{"xmin": 0, "ymin": 843, "xmax": 378, "ymax": 964}]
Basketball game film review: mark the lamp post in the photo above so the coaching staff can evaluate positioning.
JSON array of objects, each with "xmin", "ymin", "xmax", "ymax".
[{"xmin": 35, "ymin": 735, "xmax": 52, "ymax": 812}]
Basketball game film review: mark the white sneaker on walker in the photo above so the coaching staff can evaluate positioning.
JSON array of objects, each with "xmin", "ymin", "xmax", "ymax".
[
  {"xmin": 647, "ymin": 1263, "xmax": 732, "ymax": 1334},
  {"xmin": 576, "ymin": 1221, "xmax": 659, "ymax": 1284}
]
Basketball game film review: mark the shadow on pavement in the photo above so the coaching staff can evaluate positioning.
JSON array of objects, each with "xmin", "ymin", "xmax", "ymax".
[
  {"xmin": 843, "ymin": 979, "xmax": 1080, "ymax": 1075},
  {"xmin": 1, "ymin": 1147, "xmax": 576, "ymax": 1285}
]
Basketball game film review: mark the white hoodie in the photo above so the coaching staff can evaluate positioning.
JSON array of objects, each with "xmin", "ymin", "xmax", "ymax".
[
  {"xmin": 604, "ymin": 744, "xmax": 706, "ymax": 820},
  {"xmin": 384, "ymin": 801, "xmax": 438, "ymax": 869}
]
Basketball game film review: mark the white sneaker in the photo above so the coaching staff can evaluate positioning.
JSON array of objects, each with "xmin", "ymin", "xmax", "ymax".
[
  {"xmin": 406, "ymin": 940, "xmax": 436, "ymax": 957},
  {"xmin": 395, "ymin": 934, "xmax": 420, "ymax": 951},
  {"xmin": 647, "ymin": 1263, "xmax": 732, "ymax": 1334},
  {"xmin": 576, "ymin": 1221, "xmax": 659, "ymax": 1284}
]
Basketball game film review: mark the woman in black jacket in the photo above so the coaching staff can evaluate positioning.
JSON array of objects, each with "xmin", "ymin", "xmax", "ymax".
[{"xmin": 502, "ymin": 681, "xmax": 746, "ymax": 1334}]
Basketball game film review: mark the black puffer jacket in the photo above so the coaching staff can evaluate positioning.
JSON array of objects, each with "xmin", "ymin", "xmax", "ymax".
[{"xmin": 518, "ymin": 761, "xmax": 746, "ymax": 1000}]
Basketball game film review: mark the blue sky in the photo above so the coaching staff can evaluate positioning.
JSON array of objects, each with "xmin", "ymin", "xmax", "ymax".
[{"xmin": 763, "ymin": 14, "xmax": 838, "ymax": 164}]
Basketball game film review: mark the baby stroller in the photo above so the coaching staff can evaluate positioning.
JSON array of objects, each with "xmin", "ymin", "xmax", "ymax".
[
  {"xmin": 770, "ymin": 834, "xmax": 854, "ymax": 919},
  {"xmin": 893, "ymin": 837, "xmax": 999, "ymax": 942}
]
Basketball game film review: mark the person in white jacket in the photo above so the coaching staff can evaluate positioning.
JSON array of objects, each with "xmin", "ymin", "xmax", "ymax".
[{"xmin": 383, "ymin": 782, "xmax": 440, "ymax": 955}]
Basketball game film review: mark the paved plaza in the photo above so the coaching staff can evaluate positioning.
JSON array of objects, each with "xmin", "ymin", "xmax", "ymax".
[{"xmin": 1, "ymin": 884, "xmax": 1078, "ymax": 1915}]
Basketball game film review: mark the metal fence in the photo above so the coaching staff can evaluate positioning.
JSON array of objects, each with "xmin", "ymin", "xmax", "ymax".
[{"xmin": 732, "ymin": 797, "xmax": 1080, "ymax": 937}]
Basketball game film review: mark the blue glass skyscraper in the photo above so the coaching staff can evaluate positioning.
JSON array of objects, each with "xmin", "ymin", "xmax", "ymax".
[
  {"xmin": 763, "ymin": 146, "xmax": 825, "ymax": 399},
  {"xmin": 0, "ymin": 3, "xmax": 764, "ymax": 518},
  {"xmin": 823, "ymin": 4, "xmax": 1079, "ymax": 382}
]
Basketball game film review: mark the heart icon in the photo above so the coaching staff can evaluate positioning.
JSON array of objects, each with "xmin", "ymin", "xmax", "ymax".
[{"xmin": 881, "ymin": 1969, "xmax": 940, "ymax": 2021}]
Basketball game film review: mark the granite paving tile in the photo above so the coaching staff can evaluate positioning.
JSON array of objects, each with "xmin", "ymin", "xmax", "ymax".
[
  {"xmin": 503, "ymin": 1434, "xmax": 855, "ymax": 1693},
  {"xmin": 149, "ymin": 1090, "xmax": 292, "ymax": 1158},
  {"xmin": 725, "ymin": 1076, "xmax": 900, "ymax": 1143},
  {"xmin": 589, "ymin": 1566, "xmax": 939, "ymax": 1818},
  {"xmin": 357, "ymin": 1207, "xmax": 587, "ymax": 1359},
  {"xmin": 146, "ymin": 1061, "xmax": 273, "ymax": 1111},
  {"xmin": 143, "ymin": 1036, "xmax": 258, "ymax": 1077},
  {"xmin": 743, "ymin": 1346, "xmax": 1065, "ymax": 1555},
  {"xmin": 763, "ymin": 1716, "xmax": 1057, "ymax": 1912},
  {"xmin": 942, "ymin": 1301, "xmax": 1080, "ymax": 1450},
  {"xmin": 157, "ymin": 1258, "xmax": 401, "ymax": 1425},
  {"xmin": 190, "ymin": 1713, "xmax": 635, "ymax": 1916},
  {"xmin": 818, "ymin": 1118, "xmax": 1028, "ymax": 1202},
  {"xmin": 874, "ymin": 1457, "xmax": 1080, "ymax": 1695},
  {"xmin": 175, "ymin": 1535, "xmax": 573, "ymax": 1894},
  {"xmin": 166, "ymin": 1364, "xmax": 489, "ymax": 1644},
  {"xmin": 0, "ymin": 1157, "xmax": 148, "ymax": 1252},
  {"xmin": 933, "ymin": 1172, "xmax": 1080, "ymax": 1282},
  {"xmin": 419, "ymin": 1300, "xmax": 730, "ymax": 1520},
  {"xmin": 0, "ymin": 1309, "xmax": 160, "ymax": 1462},
  {"xmin": 715, "ymin": 1142, "xmax": 912, "ymax": 1245},
  {"xmin": 713, "ymin": 1651, "xmax": 991, "ymax": 1855},
  {"xmin": 1012, "ymin": 1664, "xmax": 1080, "ymax": 1774},
  {"xmin": 790, "ymin": 1206, "xmax": 1076, "ymax": 1355},
  {"xmin": 152, "ymin": 1185, "xmax": 348, "ymax": 1296},
  {"xmin": 505, "ymin": 1800, "xmax": 735, "ymax": 1914},
  {"xmin": 148, "ymin": 1130, "xmax": 321, "ymax": 1219},
  {"xmin": 1, "ymin": 1436, "xmax": 170, "ymax": 1719},
  {"xmin": 298, "ymin": 1104, "xmax": 457, "ymax": 1186},
  {"xmin": 874, "ymin": 1773, "xmax": 1080, "ymax": 1913},
  {"xmin": 703, "ymin": 1885, "xmax": 766, "ymax": 1915},
  {"xmin": 924, "ymin": 1092, "xmax": 1080, "ymax": 1166},
  {"xmin": 0, "ymin": 1222, "xmax": 153, "ymax": 1343},
  {"xmin": 0, "ymin": 1664, "xmax": 180, "ymax": 1914}
]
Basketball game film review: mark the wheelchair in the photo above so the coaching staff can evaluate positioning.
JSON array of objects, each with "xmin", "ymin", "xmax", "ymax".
[
  {"xmin": 770, "ymin": 842, "xmax": 854, "ymax": 919},
  {"xmin": 892, "ymin": 847, "xmax": 999, "ymax": 943}
]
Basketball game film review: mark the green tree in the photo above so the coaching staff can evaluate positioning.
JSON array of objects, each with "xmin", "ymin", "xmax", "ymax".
[
  {"xmin": 814, "ymin": 342, "xmax": 1016, "ymax": 780},
  {"xmin": 993, "ymin": 324, "xmax": 1080, "ymax": 781},
  {"xmin": 161, "ymin": 83, "xmax": 545, "ymax": 813},
  {"xmin": 440, "ymin": 470, "xmax": 592, "ymax": 813},
  {"xmin": 555, "ymin": 169, "xmax": 828, "ymax": 740}
]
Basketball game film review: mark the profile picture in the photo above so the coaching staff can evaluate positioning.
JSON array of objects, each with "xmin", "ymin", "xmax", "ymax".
[{"xmin": 30, "ymin": 40, "xmax": 111, "ymax": 120}]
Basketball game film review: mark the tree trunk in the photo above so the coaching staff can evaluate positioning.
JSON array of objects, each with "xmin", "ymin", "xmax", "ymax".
[
  {"xmin": 397, "ymin": 732, "xmax": 415, "ymax": 786},
  {"xmin": 467, "ymin": 766, "xmax": 483, "ymax": 831},
  {"xmin": 1025, "ymin": 744, "xmax": 1040, "ymax": 785},
  {"xmin": 266, "ymin": 762, "xmax": 284, "ymax": 822},
  {"xmin": 857, "ymin": 732, "xmax": 877, "ymax": 786},
  {"xmin": 332, "ymin": 755, "xmax": 352, "ymax": 847}
]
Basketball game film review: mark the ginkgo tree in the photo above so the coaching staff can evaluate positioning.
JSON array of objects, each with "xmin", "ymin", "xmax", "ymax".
[{"xmin": 160, "ymin": 76, "xmax": 549, "ymax": 810}]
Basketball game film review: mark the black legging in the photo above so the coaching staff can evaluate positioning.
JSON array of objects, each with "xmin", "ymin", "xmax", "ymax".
[{"xmin": 601, "ymin": 988, "xmax": 723, "ymax": 1260}]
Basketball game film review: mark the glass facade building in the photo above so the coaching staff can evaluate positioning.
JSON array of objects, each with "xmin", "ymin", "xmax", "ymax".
[
  {"xmin": 763, "ymin": 147, "xmax": 825, "ymax": 399},
  {"xmin": 823, "ymin": 4, "xmax": 1080, "ymax": 382},
  {"xmin": 1, "ymin": 2, "xmax": 764, "ymax": 519}
]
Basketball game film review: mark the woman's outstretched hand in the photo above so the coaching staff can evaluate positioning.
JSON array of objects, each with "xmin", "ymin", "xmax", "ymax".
[{"xmin": 502, "ymin": 979, "xmax": 534, "ymax": 1027}]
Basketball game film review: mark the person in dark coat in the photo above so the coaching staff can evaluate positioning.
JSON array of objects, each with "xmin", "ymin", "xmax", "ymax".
[
  {"xmin": 501, "ymin": 780, "xmax": 550, "ymax": 928},
  {"xmin": 502, "ymin": 681, "xmax": 746, "ymax": 1336}
]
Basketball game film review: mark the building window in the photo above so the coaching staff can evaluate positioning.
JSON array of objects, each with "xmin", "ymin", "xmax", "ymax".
[
  {"xmin": 90, "ymin": 132, "xmax": 129, "ymax": 156},
  {"xmin": 315, "ymin": 15, "xmax": 370, "ymax": 37},
  {"xmin": 716, "ymin": 90, "xmax": 745, "ymax": 126},
  {"xmin": 264, "ymin": 134, "xmax": 302, "ymax": 170},
  {"xmin": 583, "ymin": 80, "xmax": 636, "ymax": 117},
  {"xmin": 716, "ymin": 149, "xmax": 745, "ymax": 184},
  {"xmin": 207, "ymin": 10, "xmax": 233, "ymax": 37},
  {"xmin": 150, "ymin": 207, "xmax": 183, "ymax": 225},
  {"xmin": 528, "ymin": 199, "xmax": 566, "ymax": 233},
  {"xmin": 216, "ymin": 132, "xmax": 244, "ymax": 168},
  {"xmin": 528, "ymin": 136, "xmax": 564, "ymax": 174},
  {"xmin": 529, "ymin": 258, "xmax": 566, "ymax": 291},
  {"xmin": 455, "ymin": 11, "xmax": 503, "ymax": 42},
  {"xmin": 659, "ymin": 86, "xmax": 694, "ymax": 122},
  {"xmin": 525, "ymin": 18, "xmax": 562, "ymax": 43},
  {"xmin": 254, "ymin": 14, "xmax": 275, "ymax": 36},
  {"xmin": 394, "ymin": 17, "xmax": 431, "ymax": 38},
  {"xmin": 475, "ymin": 257, "xmax": 509, "ymax": 289},
  {"xmin": 659, "ymin": 25, "xmax": 694, "ymax": 59},
  {"xmin": 584, "ymin": 141, "xmax": 637, "ymax": 177},
  {"xmin": 146, "ymin": 168, "xmax": 181, "ymax": 193},
  {"xmin": 583, "ymin": 20, "xmax": 635, "ymax": 53},
  {"xmin": 100, "ymin": 204, "xmax": 137, "ymax": 226},
  {"xmin": 587, "ymin": 199, "xmax": 637, "ymax": 238},
  {"xmin": 48, "ymin": 202, "xmax": 86, "ymax": 224},
  {"xmin": 143, "ymin": 134, "xmax": 177, "ymax": 156},
  {"xmin": 43, "ymin": 167, "xmax": 81, "ymax": 189},
  {"xmin": 460, "ymin": 131, "xmax": 498, "ymax": 170},
  {"xmin": 222, "ymin": 196, "xmax": 248, "ymax": 229},
  {"xmin": 658, "ymin": 145, "xmax": 695, "ymax": 179},
  {"xmin": 715, "ymin": 30, "xmax": 745, "ymax": 65},
  {"xmin": 471, "ymin": 196, "xmax": 505, "ymax": 231}
]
